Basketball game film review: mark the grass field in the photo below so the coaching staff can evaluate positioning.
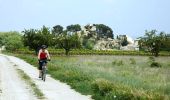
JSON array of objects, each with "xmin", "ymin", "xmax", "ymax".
[{"xmin": 9, "ymin": 53, "xmax": 170, "ymax": 100}]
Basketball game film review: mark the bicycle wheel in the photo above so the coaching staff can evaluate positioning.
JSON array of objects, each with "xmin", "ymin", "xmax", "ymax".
[
  {"xmin": 41, "ymin": 65, "xmax": 45, "ymax": 80},
  {"xmin": 41, "ymin": 70, "xmax": 44, "ymax": 80},
  {"xmin": 43, "ymin": 69, "xmax": 46, "ymax": 82}
]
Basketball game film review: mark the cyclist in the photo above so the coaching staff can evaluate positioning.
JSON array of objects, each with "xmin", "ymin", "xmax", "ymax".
[{"xmin": 38, "ymin": 45, "xmax": 51, "ymax": 78}]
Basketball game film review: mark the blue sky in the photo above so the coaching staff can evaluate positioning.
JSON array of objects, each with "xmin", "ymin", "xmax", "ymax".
[{"xmin": 0, "ymin": 0, "xmax": 170, "ymax": 39}]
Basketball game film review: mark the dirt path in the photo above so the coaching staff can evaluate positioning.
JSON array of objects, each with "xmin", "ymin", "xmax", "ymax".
[
  {"xmin": 0, "ymin": 55, "xmax": 37, "ymax": 100},
  {"xmin": 0, "ymin": 54, "xmax": 91, "ymax": 100}
]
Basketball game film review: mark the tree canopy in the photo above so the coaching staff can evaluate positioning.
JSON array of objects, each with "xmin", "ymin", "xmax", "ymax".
[
  {"xmin": 0, "ymin": 32, "xmax": 23, "ymax": 51},
  {"xmin": 22, "ymin": 26, "xmax": 53, "ymax": 53},
  {"xmin": 139, "ymin": 30, "xmax": 166, "ymax": 57},
  {"xmin": 55, "ymin": 31, "xmax": 81, "ymax": 55},
  {"xmin": 66, "ymin": 24, "xmax": 81, "ymax": 32},
  {"xmin": 52, "ymin": 25, "xmax": 63, "ymax": 36},
  {"xmin": 95, "ymin": 24, "xmax": 114, "ymax": 39}
]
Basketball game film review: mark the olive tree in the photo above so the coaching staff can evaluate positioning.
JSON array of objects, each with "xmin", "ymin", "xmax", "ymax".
[
  {"xmin": 139, "ymin": 30, "xmax": 166, "ymax": 57},
  {"xmin": 22, "ymin": 26, "xmax": 53, "ymax": 54},
  {"xmin": 55, "ymin": 31, "xmax": 81, "ymax": 55}
]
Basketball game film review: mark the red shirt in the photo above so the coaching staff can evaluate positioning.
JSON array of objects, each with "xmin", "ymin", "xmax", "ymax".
[
  {"xmin": 38, "ymin": 49, "xmax": 50, "ymax": 60},
  {"xmin": 40, "ymin": 52, "xmax": 47, "ymax": 59}
]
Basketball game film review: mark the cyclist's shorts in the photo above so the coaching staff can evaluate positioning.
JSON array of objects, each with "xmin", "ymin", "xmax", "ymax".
[{"xmin": 38, "ymin": 60, "xmax": 47, "ymax": 70}]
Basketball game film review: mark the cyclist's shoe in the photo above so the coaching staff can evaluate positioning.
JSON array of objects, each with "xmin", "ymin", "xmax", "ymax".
[{"xmin": 39, "ymin": 76, "xmax": 42, "ymax": 78}]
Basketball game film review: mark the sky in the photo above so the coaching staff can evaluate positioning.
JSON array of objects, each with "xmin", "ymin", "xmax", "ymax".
[{"xmin": 0, "ymin": 0, "xmax": 170, "ymax": 39}]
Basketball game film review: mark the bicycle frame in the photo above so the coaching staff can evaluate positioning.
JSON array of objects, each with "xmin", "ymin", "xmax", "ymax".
[{"xmin": 40, "ymin": 60, "xmax": 47, "ymax": 82}]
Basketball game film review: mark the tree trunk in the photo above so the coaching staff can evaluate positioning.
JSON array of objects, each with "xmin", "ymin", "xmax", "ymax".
[
  {"xmin": 65, "ymin": 49, "xmax": 70, "ymax": 56},
  {"xmin": 154, "ymin": 51, "xmax": 159, "ymax": 57}
]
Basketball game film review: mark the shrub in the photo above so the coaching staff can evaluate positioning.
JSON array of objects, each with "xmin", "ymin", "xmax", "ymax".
[
  {"xmin": 105, "ymin": 90, "xmax": 134, "ymax": 100},
  {"xmin": 117, "ymin": 60, "xmax": 124, "ymax": 66},
  {"xmin": 148, "ymin": 56, "xmax": 155, "ymax": 62},
  {"xmin": 150, "ymin": 62, "xmax": 162, "ymax": 68},
  {"xmin": 92, "ymin": 79, "xmax": 113, "ymax": 96},
  {"xmin": 0, "ymin": 32, "xmax": 23, "ymax": 51},
  {"xmin": 112, "ymin": 60, "xmax": 124, "ymax": 66},
  {"xmin": 168, "ymin": 63, "xmax": 170, "ymax": 67},
  {"xmin": 91, "ymin": 79, "xmax": 149, "ymax": 100},
  {"xmin": 112, "ymin": 60, "xmax": 117, "ymax": 65},
  {"xmin": 129, "ymin": 58, "xmax": 136, "ymax": 65}
]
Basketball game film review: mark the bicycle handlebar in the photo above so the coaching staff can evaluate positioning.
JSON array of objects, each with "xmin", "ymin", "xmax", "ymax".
[{"xmin": 39, "ymin": 59, "xmax": 51, "ymax": 62}]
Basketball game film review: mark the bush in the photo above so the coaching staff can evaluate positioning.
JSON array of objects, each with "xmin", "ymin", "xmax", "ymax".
[
  {"xmin": 168, "ymin": 63, "xmax": 170, "ymax": 67},
  {"xmin": 117, "ymin": 60, "xmax": 124, "ymax": 66},
  {"xmin": 148, "ymin": 57, "xmax": 162, "ymax": 68},
  {"xmin": 112, "ymin": 60, "xmax": 124, "ymax": 66},
  {"xmin": 129, "ymin": 58, "xmax": 136, "ymax": 65},
  {"xmin": 85, "ymin": 39, "xmax": 95, "ymax": 50},
  {"xmin": 91, "ymin": 79, "xmax": 149, "ymax": 100},
  {"xmin": 112, "ymin": 60, "xmax": 117, "ymax": 65},
  {"xmin": 148, "ymin": 56, "xmax": 155, "ymax": 62},
  {"xmin": 0, "ymin": 32, "xmax": 23, "ymax": 51},
  {"xmin": 92, "ymin": 79, "xmax": 113, "ymax": 96},
  {"xmin": 105, "ymin": 90, "xmax": 134, "ymax": 100},
  {"xmin": 150, "ymin": 62, "xmax": 162, "ymax": 68}
]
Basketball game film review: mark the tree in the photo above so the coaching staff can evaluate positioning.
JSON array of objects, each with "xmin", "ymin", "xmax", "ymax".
[
  {"xmin": 161, "ymin": 37, "xmax": 170, "ymax": 51},
  {"xmin": 22, "ymin": 26, "xmax": 53, "ymax": 54},
  {"xmin": 139, "ymin": 30, "xmax": 166, "ymax": 57},
  {"xmin": 55, "ymin": 31, "xmax": 81, "ymax": 55},
  {"xmin": 0, "ymin": 36, "xmax": 5, "ymax": 47},
  {"xmin": 85, "ymin": 38, "xmax": 95, "ymax": 50},
  {"xmin": 159, "ymin": 33, "xmax": 170, "ymax": 51},
  {"xmin": 52, "ymin": 25, "xmax": 63, "ymax": 36},
  {"xmin": 0, "ymin": 32, "xmax": 23, "ymax": 51},
  {"xmin": 95, "ymin": 24, "xmax": 114, "ymax": 39},
  {"xmin": 66, "ymin": 24, "xmax": 81, "ymax": 32},
  {"xmin": 22, "ymin": 29, "xmax": 38, "ymax": 51},
  {"xmin": 121, "ymin": 36, "xmax": 128, "ymax": 46}
]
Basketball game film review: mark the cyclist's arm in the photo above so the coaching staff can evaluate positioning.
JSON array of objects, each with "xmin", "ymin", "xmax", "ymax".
[{"xmin": 46, "ymin": 50, "xmax": 50, "ymax": 60}]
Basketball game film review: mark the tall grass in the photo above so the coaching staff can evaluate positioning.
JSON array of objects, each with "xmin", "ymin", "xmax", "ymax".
[{"xmin": 10, "ymin": 53, "xmax": 170, "ymax": 100}]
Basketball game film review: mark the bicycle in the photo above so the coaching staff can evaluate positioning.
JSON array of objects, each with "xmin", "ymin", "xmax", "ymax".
[{"xmin": 40, "ymin": 59, "xmax": 50, "ymax": 82}]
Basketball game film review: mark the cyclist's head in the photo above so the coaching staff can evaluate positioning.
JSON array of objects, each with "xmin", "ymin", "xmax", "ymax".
[{"xmin": 41, "ymin": 45, "xmax": 47, "ymax": 50}]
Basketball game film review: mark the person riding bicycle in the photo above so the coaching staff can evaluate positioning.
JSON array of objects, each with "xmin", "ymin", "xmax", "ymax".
[{"xmin": 38, "ymin": 45, "xmax": 50, "ymax": 78}]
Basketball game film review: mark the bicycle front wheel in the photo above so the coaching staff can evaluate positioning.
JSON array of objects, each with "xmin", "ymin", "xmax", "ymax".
[{"xmin": 43, "ymin": 69, "xmax": 46, "ymax": 82}]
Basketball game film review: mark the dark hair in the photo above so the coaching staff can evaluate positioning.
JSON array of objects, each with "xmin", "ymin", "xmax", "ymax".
[{"xmin": 41, "ymin": 45, "xmax": 47, "ymax": 49}]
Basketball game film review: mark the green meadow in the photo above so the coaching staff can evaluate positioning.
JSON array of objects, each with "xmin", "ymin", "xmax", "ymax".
[{"xmin": 13, "ymin": 53, "xmax": 170, "ymax": 100}]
